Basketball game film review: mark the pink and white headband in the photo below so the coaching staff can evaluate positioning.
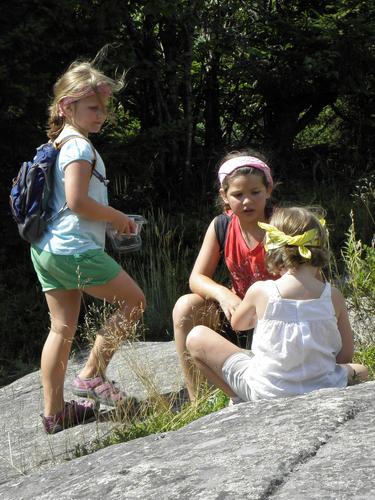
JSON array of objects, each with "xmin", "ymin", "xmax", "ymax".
[
  {"xmin": 218, "ymin": 156, "xmax": 273, "ymax": 187},
  {"xmin": 58, "ymin": 83, "xmax": 112, "ymax": 117}
]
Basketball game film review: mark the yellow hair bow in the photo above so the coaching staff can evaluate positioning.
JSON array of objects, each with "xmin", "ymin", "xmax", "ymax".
[{"xmin": 258, "ymin": 221, "xmax": 322, "ymax": 259}]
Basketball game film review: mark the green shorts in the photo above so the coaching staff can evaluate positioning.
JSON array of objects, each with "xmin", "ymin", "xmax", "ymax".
[{"xmin": 30, "ymin": 246, "xmax": 122, "ymax": 292}]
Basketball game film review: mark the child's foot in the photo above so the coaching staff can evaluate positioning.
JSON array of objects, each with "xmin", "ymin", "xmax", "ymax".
[
  {"xmin": 72, "ymin": 375, "xmax": 128, "ymax": 407},
  {"xmin": 41, "ymin": 400, "xmax": 98, "ymax": 434}
]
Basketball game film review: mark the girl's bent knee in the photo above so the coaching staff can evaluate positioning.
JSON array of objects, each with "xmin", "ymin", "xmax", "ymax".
[
  {"xmin": 173, "ymin": 295, "xmax": 192, "ymax": 321},
  {"xmin": 131, "ymin": 288, "xmax": 146, "ymax": 309},
  {"xmin": 186, "ymin": 326, "xmax": 206, "ymax": 352},
  {"xmin": 117, "ymin": 292, "xmax": 146, "ymax": 320},
  {"xmin": 173, "ymin": 294, "xmax": 206, "ymax": 327}
]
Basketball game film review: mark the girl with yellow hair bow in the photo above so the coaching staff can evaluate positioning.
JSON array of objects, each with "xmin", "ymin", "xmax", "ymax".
[{"xmin": 186, "ymin": 206, "xmax": 368, "ymax": 403}]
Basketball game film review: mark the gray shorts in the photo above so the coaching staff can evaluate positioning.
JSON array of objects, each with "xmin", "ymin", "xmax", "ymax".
[{"xmin": 222, "ymin": 351, "xmax": 255, "ymax": 402}]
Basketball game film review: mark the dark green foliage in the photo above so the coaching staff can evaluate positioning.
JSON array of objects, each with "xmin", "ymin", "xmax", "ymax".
[{"xmin": 0, "ymin": 261, "xmax": 49, "ymax": 385}]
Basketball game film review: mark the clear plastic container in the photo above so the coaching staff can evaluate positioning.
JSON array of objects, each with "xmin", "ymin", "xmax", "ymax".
[{"xmin": 107, "ymin": 215, "xmax": 147, "ymax": 253}]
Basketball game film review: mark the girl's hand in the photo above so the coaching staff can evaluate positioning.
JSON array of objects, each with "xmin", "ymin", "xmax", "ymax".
[
  {"xmin": 217, "ymin": 289, "xmax": 242, "ymax": 321},
  {"xmin": 109, "ymin": 210, "xmax": 137, "ymax": 234}
]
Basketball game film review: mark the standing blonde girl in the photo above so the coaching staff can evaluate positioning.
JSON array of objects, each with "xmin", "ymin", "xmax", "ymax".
[
  {"xmin": 31, "ymin": 60, "xmax": 145, "ymax": 433},
  {"xmin": 173, "ymin": 151, "xmax": 277, "ymax": 400},
  {"xmin": 187, "ymin": 207, "xmax": 368, "ymax": 402}
]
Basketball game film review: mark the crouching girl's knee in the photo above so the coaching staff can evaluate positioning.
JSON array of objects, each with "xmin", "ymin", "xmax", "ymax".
[
  {"xmin": 186, "ymin": 326, "xmax": 206, "ymax": 356},
  {"xmin": 172, "ymin": 294, "xmax": 193, "ymax": 325}
]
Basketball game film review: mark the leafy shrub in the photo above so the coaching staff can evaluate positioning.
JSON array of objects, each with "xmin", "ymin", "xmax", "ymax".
[
  {"xmin": 342, "ymin": 213, "xmax": 375, "ymax": 310},
  {"xmin": 341, "ymin": 212, "xmax": 375, "ymax": 348}
]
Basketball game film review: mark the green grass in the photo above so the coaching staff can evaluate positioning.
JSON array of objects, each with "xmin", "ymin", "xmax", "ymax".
[
  {"xmin": 341, "ymin": 212, "xmax": 375, "ymax": 352},
  {"xmin": 354, "ymin": 347, "xmax": 375, "ymax": 381},
  {"xmin": 74, "ymin": 386, "xmax": 229, "ymax": 457},
  {"xmin": 341, "ymin": 213, "xmax": 375, "ymax": 308}
]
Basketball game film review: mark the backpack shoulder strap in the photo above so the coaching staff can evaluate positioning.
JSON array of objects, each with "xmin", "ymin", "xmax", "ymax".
[
  {"xmin": 55, "ymin": 134, "xmax": 97, "ymax": 169},
  {"xmin": 54, "ymin": 134, "xmax": 108, "ymax": 185},
  {"xmin": 214, "ymin": 213, "xmax": 231, "ymax": 253},
  {"xmin": 47, "ymin": 136, "xmax": 103, "ymax": 224}
]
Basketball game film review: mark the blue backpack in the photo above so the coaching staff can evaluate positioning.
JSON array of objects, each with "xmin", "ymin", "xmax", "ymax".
[{"xmin": 9, "ymin": 135, "xmax": 104, "ymax": 244}]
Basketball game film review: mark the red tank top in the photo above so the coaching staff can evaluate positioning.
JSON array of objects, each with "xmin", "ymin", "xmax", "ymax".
[{"xmin": 224, "ymin": 214, "xmax": 276, "ymax": 298}]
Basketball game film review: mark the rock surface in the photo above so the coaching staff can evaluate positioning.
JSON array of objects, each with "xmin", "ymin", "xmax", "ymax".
[
  {"xmin": 0, "ymin": 341, "xmax": 183, "ymax": 484},
  {"xmin": 1, "ymin": 341, "xmax": 375, "ymax": 499}
]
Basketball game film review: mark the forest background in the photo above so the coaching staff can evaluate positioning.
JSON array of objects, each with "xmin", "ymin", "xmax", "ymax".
[{"xmin": 1, "ymin": 0, "xmax": 374, "ymax": 386}]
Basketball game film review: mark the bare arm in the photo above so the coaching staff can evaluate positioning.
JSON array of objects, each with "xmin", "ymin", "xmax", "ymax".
[
  {"xmin": 189, "ymin": 220, "xmax": 241, "ymax": 320},
  {"xmin": 331, "ymin": 286, "xmax": 354, "ymax": 363},
  {"xmin": 64, "ymin": 160, "xmax": 136, "ymax": 234},
  {"xmin": 231, "ymin": 283, "xmax": 261, "ymax": 331}
]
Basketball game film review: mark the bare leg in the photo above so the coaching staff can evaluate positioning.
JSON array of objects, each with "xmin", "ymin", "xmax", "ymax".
[
  {"xmin": 342, "ymin": 363, "xmax": 369, "ymax": 384},
  {"xmin": 186, "ymin": 325, "xmax": 242, "ymax": 397},
  {"xmin": 42, "ymin": 290, "xmax": 82, "ymax": 416},
  {"xmin": 173, "ymin": 294, "xmax": 221, "ymax": 400},
  {"xmin": 80, "ymin": 269, "xmax": 145, "ymax": 379}
]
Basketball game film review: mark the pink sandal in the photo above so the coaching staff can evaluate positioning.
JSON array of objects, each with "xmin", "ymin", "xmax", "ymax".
[
  {"xmin": 72, "ymin": 375, "xmax": 127, "ymax": 406},
  {"xmin": 41, "ymin": 399, "xmax": 97, "ymax": 434}
]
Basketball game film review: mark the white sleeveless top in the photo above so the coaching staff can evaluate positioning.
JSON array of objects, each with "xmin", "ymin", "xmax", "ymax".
[{"xmin": 247, "ymin": 280, "xmax": 348, "ymax": 400}]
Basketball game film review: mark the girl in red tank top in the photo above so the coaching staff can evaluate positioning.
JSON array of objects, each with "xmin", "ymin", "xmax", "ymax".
[
  {"xmin": 173, "ymin": 149, "xmax": 278, "ymax": 400},
  {"xmin": 224, "ymin": 212, "xmax": 276, "ymax": 298}
]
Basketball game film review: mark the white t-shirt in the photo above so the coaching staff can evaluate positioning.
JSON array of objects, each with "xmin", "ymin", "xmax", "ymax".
[{"xmin": 34, "ymin": 127, "xmax": 108, "ymax": 254}]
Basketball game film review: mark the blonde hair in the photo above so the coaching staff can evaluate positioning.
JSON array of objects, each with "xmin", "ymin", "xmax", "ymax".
[
  {"xmin": 47, "ymin": 60, "xmax": 124, "ymax": 140},
  {"xmin": 265, "ymin": 206, "xmax": 330, "ymax": 274}
]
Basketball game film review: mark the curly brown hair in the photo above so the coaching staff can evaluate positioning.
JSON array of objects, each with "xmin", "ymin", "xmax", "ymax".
[{"xmin": 265, "ymin": 206, "xmax": 330, "ymax": 274}]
